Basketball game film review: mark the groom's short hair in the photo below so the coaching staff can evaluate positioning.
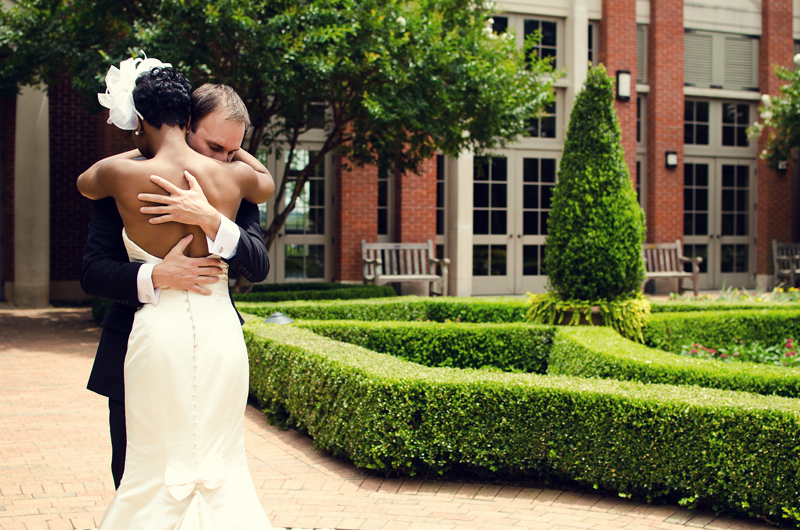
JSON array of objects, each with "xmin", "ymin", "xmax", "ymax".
[
  {"xmin": 190, "ymin": 84, "xmax": 251, "ymax": 132},
  {"xmin": 133, "ymin": 67, "xmax": 192, "ymax": 129}
]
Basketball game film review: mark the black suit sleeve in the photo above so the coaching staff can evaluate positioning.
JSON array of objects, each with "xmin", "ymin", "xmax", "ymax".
[
  {"xmin": 227, "ymin": 199, "xmax": 270, "ymax": 283},
  {"xmin": 81, "ymin": 197, "xmax": 142, "ymax": 307}
]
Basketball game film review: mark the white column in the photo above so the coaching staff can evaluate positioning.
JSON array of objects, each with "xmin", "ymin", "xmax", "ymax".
[
  {"xmin": 564, "ymin": 0, "xmax": 589, "ymax": 120},
  {"xmin": 447, "ymin": 152, "xmax": 474, "ymax": 297},
  {"xmin": 13, "ymin": 85, "xmax": 50, "ymax": 307}
]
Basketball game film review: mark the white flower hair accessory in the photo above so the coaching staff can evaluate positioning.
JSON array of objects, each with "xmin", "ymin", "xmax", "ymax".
[{"xmin": 98, "ymin": 55, "xmax": 172, "ymax": 130}]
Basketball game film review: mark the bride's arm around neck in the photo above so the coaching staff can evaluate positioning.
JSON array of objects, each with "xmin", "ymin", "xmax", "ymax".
[
  {"xmin": 233, "ymin": 161, "xmax": 274, "ymax": 205},
  {"xmin": 77, "ymin": 156, "xmax": 137, "ymax": 201},
  {"xmin": 77, "ymin": 150, "xmax": 143, "ymax": 200}
]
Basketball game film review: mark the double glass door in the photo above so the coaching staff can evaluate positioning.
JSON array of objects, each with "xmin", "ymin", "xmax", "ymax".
[
  {"xmin": 472, "ymin": 151, "xmax": 559, "ymax": 295},
  {"xmin": 258, "ymin": 148, "xmax": 333, "ymax": 283},
  {"xmin": 683, "ymin": 158, "xmax": 756, "ymax": 289}
]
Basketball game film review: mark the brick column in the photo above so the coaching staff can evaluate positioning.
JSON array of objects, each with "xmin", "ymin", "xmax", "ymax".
[
  {"xmin": 334, "ymin": 157, "xmax": 378, "ymax": 282},
  {"xmin": 757, "ymin": 0, "xmax": 794, "ymax": 286},
  {"xmin": 48, "ymin": 80, "xmax": 103, "ymax": 301},
  {"xmin": 645, "ymin": 0, "xmax": 684, "ymax": 243},
  {"xmin": 395, "ymin": 156, "xmax": 437, "ymax": 244},
  {"xmin": 600, "ymin": 0, "xmax": 637, "ymax": 182}
]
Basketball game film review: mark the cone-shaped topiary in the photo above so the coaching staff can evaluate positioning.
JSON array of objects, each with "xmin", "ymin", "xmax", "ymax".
[{"xmin": 544, "ymin": 64, "xmax": 646, "ymax": 301}]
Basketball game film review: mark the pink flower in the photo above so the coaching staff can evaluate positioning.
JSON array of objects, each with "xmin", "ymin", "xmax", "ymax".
[
  {"xmin": 709, "ymin": 348, "xmax": 717, "ymax": 355},
  {"xmin": 693, "ymin": 343, "xmax": 700, "ymax": 348},
  {"xmin": 733, "ymin": 352, "xmax": 740, "ymax": 357},
  {"xmin": 720, "ymin": 353, "xmax": 727, "ymax": 358},
  {"xmin": 689, "ymin": 349, "xmax": 698, "ymax": 354}
]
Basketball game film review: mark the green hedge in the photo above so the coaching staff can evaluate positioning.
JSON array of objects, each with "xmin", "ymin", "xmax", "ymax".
[
  {"xmin": 233, "ymin": 284, "xmax": 395, "ymax": 303},
  {"xmin": 650, "ymin": 300, "xmax": 800, "ymax": 313},
  {"xmin": 549, "ymin": 326, "xmax": 800, "ymax": 398},
  {"xmin": 299, "ymin": 320, "xmax": 554, "ymax": 374},
  {"xmin": 250, "ymin": 282, "xmax": 369, "ymax": 293},
  {"xmin": 644, "ymin": 309, "xmax": 800, "ymax": 352},
  {"xmin": 245, "ymin": 321, "xmax": 800, "ymax": 525},
  {"xmin": 239, "ymin": 296, "xmax": 529, "ymax": 323}
]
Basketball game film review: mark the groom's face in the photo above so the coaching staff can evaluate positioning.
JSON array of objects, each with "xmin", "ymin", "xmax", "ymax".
[{"xmin": 187, "ymin": 110, "xmax": 246, "ymax": 162}]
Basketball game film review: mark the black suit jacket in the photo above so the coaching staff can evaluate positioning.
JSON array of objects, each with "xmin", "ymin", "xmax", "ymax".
[{"xmin": 81, "ymin": 197, "xmax": 269, "ymax": 402}]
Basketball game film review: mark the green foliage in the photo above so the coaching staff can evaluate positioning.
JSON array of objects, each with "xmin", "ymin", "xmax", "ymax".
[
  {"xmin": 651, "ymin": 300, "xmax": 800, "ymax": 313},
  {"xmin": 678, "ymin": 338, "xmax": 800, "ymax": 368},
  {"xmin": 245, "ymin": 321, "xmax": 800, "ymax": 525},
  {"xmin": 299, "ymin": 320, "xmax": 554, "ymax": 373},
  {"xmin": 643, "ymin": 309, "xmax": 800, "ymax": 354},
  {"xmin": 549, "ymin": 326, "xmax": 800, "ymax": 398},
  {"xmin": 526, "ymin": 291, "xmax": 651, "ymax": 342},
  {"xmin": 1, "ymin": 0, "xmax": 557, "ymax": 250},
  {"xmin": 238, "ymin": 296, "xmax": 529, "ymax": 322},
  {"xmin": 233, "ymin": 284, "xmax": 395, "ymax": 303},
  {"xmin": 544, "ymin": 65, "xmax": 645, "ymax": 300},
  {"xmin": 747, "ymin": 60, "xmax": 800, "ymax": 170}
]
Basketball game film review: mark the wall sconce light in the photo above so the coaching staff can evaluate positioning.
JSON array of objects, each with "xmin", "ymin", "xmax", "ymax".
[
  {"xmin": 665, "ymin": 151, "xmax": 678, "ymax": 169},
  {"xmin": 777, "ymin": 160, "xmax": 788, "ymax": 171},
  {"xmin": 616, "ymin": 70, "xmax": 631, "ymax": 101}
]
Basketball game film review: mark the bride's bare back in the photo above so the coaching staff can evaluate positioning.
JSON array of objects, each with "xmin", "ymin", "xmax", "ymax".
[{"xmin": 80, "ymin": 142, "xmax": 269, "ymax": 259}]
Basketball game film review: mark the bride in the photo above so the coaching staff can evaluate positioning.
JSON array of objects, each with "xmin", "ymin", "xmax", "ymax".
[{"xmin": 78, "ymin": 57, "xmax": 272, "ymax": 529}]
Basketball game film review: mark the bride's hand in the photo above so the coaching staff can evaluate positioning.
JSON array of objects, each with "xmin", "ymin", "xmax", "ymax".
[{"xmin": 139, "ymin": 171, "xmax": 222, "ymax": 239}]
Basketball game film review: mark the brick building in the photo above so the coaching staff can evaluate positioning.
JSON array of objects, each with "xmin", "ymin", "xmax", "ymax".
[{"xmin": 1, "ymin": 0, "xmax": 798, "ymax": 305}]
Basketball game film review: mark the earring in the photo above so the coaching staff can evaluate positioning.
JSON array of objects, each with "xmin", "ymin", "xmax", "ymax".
[{"xmin": 134, "ymin": 130, "xmax": 141, "ymax": 136}]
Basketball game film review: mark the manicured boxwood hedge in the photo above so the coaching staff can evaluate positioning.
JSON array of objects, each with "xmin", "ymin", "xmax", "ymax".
[
  {"xmin": 644, "ymin": 309, "xmax": 800, "ymax": 352},
  {"xmin": 245, "ymin": 321, "xmax": 800, "ymax": 525},
  {"xmin": 549, "ymin": 326, "xmax": 800, "ymax": 398},
  {"xmin": 299, "ymin": 320, "xmax": 554, "ymax": 374},
  {"xmin": 233, "ymin": 284, "xmax": 395, "ymax": 303},
  {"xmin": 238, "ymin": 296, "xmax": 529, "ymax": 323},
  {"xmin": 650, "ymin": 300, "xmax": 800, "ymax": 313},
  {"xmin": 250, "ymin": 282, "xmax": 368, "ymax": 293}
]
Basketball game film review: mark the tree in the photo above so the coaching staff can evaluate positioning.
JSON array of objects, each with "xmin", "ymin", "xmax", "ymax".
[
  {"xmin": 544, "ymin": 65, "xmax": 645, "ymax": 300},
  {"xmin": 1, "ymin": 0, "xmax": 557, "ymax": 258},
  {"xmin": 527, "ymin": 65, "xmax": 648, "ymax": 341},
  {"xmin": 748, "ymin": 56, "xmax": 800, "ymax": 170}
]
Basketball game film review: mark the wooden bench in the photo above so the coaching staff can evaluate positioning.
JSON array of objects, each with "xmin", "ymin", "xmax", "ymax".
[
  {"xmin": 642, "ymin": 239, "xmax": 702, "ymax": 296},
  {"xmin": 361, "ymin": 240, "xmax": 450, "ymax": 296},
  {"xmin": 773, "ymin": 240, "xmax": 800, "ymax": 288}
]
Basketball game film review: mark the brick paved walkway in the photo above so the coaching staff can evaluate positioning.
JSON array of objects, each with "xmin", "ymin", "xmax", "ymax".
[{"xmin": 0, "ymin": 307, "xmax": 781, "ymax": 530}]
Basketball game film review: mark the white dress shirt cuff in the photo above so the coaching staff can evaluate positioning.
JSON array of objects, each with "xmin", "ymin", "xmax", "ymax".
[
  {"xmin": 206, "ymin": 215, "xmax": 240, "ymax": 259},
  {"xmin": 137, "ymin": 263, "xmax": 161, "ymax": 305}
]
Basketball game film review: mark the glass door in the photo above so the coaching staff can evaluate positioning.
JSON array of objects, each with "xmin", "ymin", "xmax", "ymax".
[
  {"xmin": 683, "ymin": 158, "xmax": 755, "ymax": 289},
  {"xmin": 515, "ymin": 154, "xmax": 558, "ymax": 294},
  {"xmin": 472, "ymin": 155, "xmax": 514, "ymax": 295},
  {"xmin": 471, "ymin": 152, "xmax": 558, "ymax": 295},
  {"xmin": 273, "ymin": 149, "xmax": 333, "ymax": 282}
]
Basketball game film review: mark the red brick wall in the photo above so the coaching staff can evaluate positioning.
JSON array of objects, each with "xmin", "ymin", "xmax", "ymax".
[
  {"xmin": 48, "ymin": 80, "xmax": 106, "ymax": 282},
  {"xmin": 645, "ymin": 0, "xmax": 684, "ymax": 243},
  {"xmin": 600, "ymin": 0, "xmax": 638, "ymax": 183},
  {"xmin": 757, "ymin": 0, "xmax": 794, "ymax": 275},
  {"xmin": 334, "ymin": 157, "xmax": 377, "ymax": 281},
  {"xmin": 2, "ymin": 95, "xmax": 15, "ymax": 286},
  {"xmin": 395, "ymin": 156, "xmax": 437, "ymax": 244}
]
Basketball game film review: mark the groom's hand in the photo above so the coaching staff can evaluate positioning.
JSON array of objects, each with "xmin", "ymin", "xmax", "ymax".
[
  {"xmin": 152, "ymin": 234, "xmax": 223, "ymax": 295},
  {"xmin": 138, "ymin": 171, "xmax": 222, "ymax": 240}
]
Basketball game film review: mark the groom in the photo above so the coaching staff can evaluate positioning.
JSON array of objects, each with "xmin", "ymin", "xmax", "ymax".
[{"xmin": 80, "ymin": 83, "xmax": 272, "ymax": 489}]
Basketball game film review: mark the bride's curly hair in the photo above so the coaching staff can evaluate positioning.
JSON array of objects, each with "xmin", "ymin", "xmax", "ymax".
[{"xmin": 133, "ymin": 67, "xmax": 192, "ymax": 129}]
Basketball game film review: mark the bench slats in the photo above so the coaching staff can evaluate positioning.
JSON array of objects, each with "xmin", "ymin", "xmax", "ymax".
[
  {"xmin": 642, "ymin": 239, "xmax": 701, "ymax": 296},
  {"xmin": 362, "ymin": 240, "xmax": 449, "ymax": 296}
]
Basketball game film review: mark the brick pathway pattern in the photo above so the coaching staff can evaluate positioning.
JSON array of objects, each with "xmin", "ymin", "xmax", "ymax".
[{"xmin": 0, "ymin": 307, "xmax": 782, "ymax": 530}]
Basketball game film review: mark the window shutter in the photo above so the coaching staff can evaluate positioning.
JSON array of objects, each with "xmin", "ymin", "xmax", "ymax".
[
  {"xmin": 637, "ymin": 24, "xmax": 648, "ymax": 84},
  {"xmin": 684, "ymin": 32, "xmax": 713, "ymax": 87},
  {"xmin": 723, "ymin": 35, "xmax": 758, "ymax": 91}
]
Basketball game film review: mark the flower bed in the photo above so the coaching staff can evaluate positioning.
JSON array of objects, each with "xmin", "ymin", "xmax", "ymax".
[
  {"xmin": 680, "ymin": 338, "xmax": 799, "ymax": 368},
  {"xmin": 245, "ymin": 319, "xmax": 800, "ymax": 525}
]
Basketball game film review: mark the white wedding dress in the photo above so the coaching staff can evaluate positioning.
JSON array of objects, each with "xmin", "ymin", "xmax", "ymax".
[{"xmin": 98, "ymin": 230, "xmax": 271, "ymax": 530}]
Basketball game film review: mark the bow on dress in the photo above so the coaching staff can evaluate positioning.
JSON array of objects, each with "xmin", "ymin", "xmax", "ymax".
[{"xmin": 165, "ymin": 459, "xmax": 227, "ymax": 530}]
